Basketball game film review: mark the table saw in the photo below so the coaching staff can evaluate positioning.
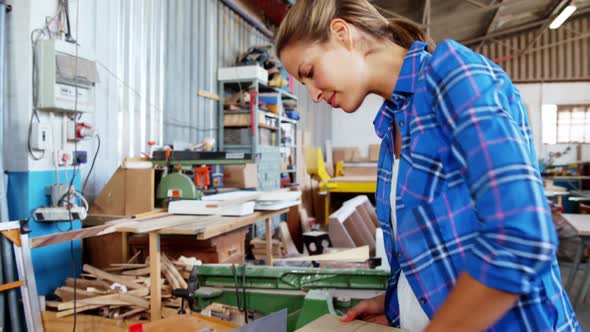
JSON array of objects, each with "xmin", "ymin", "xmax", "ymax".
[{"xmin": 183, "ymin": 264, "xmax": 390, "ymax": 332}]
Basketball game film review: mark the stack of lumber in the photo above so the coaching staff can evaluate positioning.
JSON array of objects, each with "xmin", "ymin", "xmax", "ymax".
[
  {"xmin": 46, "ymin": 252, "xmax": 192, "ymax": 321},
  {"xmin": 249, "ymin": 237, "xmax": 285, "ymax": 260}
]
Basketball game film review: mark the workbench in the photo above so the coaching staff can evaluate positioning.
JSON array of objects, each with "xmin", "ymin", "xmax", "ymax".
[
  {"xmin": 30, "ymin": 209, "xmax": 289, "ymax": 321},
  {"xmin": 561, "ymin": 213, "xmax": 590, "ymax": 307}
]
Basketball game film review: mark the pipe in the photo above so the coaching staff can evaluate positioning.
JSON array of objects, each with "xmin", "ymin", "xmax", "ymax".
[
  {"xmin": 0, "ymin": 1, "xmax": 5, "ymax": 328},
  {"xmin": 0, "ymin": 2, "xmax": 22, "ymax": 331},
  {"xmin": 219, "ymin": 0, "xmax": 273, "ymax": 39}
]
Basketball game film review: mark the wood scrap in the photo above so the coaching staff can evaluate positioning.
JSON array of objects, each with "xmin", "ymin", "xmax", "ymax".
[
  {"xmin": 83, "ymin": 264, "xmax": 144, "ymax": 290},
  {"xmin": 116, "ymin": 307, "xmax": 146, "ymax": 320},
  {"xmin": 122, "ymin": 266, "xmax": 151, "ymax": 276},
  {"xmin": 274, "ymin": 245, "xmax": 369, "ymax": 262},
  {"xmin": 127, "ymin": 250, "xmax": 142, "ymax": 264},
  {"xmin": 65, "ymin": 278, "xmax": 111, "ymax": 291}
]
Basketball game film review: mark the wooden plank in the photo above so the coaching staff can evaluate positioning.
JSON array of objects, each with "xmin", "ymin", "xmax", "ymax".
[
  {"xmin": 118, "ymin": 294, "xmax": 149, "ymax": 309},
  {"xmin": 55, "ymin": 287, "xmax": 107, "ymax": 302},
  {"xmin": 116, "ymin": 215, "xmax": 209, "ymax": 233},
  {"xmin": 65, "ymin": 278, "xmax": 111, "ymax": 291},
  {"xmin": 162, "ymin": 255, "xmax": 188, "ymax": 289},
  {"xmin": 122, "ymin": 266, "xmax": 151, "ymax": 276},
  {"xmin": 30, "ymin": 225, "xmax": 114, "ymax": 248},
  {"xmin": 149, "ymin": 231, "xmax": 162, "ymax": 320},
  {"xmin": 275, "ymin": 246, "xmax": 369, "ymax": 262},
  {"xmin": 43, "ymin": 311, "xmax": 138, "ymax": 331},
  {"xmin": 197, "ymin": 89, "xmax": 221, "ymax": 101},
  {"xmin": 57, "ymin": 288, "xmax": 149, "ymax": 310},
  {"xmin": 0, "ymin": 280, "xmax": 24, "ymax": 292},
  {"xmin": 562, "ymin": 214, "xmax": 590, "ymax": 236},
  {"xmin": 196, "ymin": 210, "xmax": 287, "ymax": 240},
  {"xmin": 127, "ymin": 250, "xmax": 142, "ymax": 264},
  {"xmin": 56, "ymin": 304, "xmax": 104, "ymax": 318},
  {"xmin": 116, "ymin": 307, "xmax": 146, "ymax": 320},
  {"xmin": 82, "ymin": 264, "xmax": 145, "ymax": 290},
  {"xmin": 139, "ymin": 313, "xmax": 238, "ymax": 332}
]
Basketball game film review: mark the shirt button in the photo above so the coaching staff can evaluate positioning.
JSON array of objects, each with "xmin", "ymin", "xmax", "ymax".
[
  {"xmin": 419, "ymin": 298, "xmax": 426, "ymax": 305},
  {"xmin": 396, "ymin": 252, "xmax": 402, "ymax": 258},
  {"xmin": 399, "ymin": 121, "xmax": 405, "ymax": 127}
]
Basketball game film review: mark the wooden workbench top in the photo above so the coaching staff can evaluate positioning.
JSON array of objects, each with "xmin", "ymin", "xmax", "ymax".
[{"xmin": 562, "ymin": 214, "xmax": 590, "ymax": 236}]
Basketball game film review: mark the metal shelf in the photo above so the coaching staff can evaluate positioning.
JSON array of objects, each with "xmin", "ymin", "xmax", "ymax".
[{"xmin": 280, "ymin": 118, "xmax": 298, "ymax": 124}]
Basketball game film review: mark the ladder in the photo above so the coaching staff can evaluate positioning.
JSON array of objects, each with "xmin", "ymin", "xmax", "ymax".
[{"xmin": 0, "ymin": 220, "xmax": 43, "ymax": 331}]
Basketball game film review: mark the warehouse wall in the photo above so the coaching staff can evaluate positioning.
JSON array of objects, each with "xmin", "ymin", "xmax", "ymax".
[
  {"xmin": 517, "ymin": 82, "xmax": 590, "ymax": 165},
  {"xmin": 331, "ymin": 94, "xmax": 382, "ymax": 156},
  {"xmin": 163, "ymin": 0, "xmax": 332, "ymax": 148},
  {"xmin": 478, "ymin": 15, "xmax": 590, "ymax": 82}
]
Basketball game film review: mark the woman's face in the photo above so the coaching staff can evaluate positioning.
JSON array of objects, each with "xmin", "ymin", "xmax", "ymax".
[{"xmin": 280, "ymin": 23, "xmax": 370, "ymax": 113}]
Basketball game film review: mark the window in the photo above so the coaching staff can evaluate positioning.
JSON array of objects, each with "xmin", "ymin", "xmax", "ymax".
[{"xmin": 542, "ymin": 104, "xmax": 590, "ymax": 144}]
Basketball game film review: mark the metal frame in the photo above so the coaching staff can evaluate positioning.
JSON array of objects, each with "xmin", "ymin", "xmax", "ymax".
[{"xmin": 0, "ymin": 220, "xmax": 43, "ymax": 331}]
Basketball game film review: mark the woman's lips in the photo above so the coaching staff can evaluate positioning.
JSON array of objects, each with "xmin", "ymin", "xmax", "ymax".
[{"xmin": 328, "ymin": 93, "xmax": 337, "ymax": 107}]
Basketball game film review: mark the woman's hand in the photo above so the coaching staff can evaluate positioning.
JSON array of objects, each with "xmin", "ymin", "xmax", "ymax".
[{"xmin": 340, "ymin": 293, "xmax": 389, "ymax": 326}]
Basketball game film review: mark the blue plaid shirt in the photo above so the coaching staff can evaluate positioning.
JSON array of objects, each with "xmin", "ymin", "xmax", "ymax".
[{"xmin": 375, "ymin": 40, "xmax": 580, "ymax": 331}]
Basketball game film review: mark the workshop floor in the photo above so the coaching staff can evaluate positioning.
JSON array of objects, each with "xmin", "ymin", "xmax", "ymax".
[{"xmin": 560, "ymin": 266, "xmax": 589, "ymax": 330}]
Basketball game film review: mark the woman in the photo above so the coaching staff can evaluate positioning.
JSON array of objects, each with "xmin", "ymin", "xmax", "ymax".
[{"xmin": 275, "ymin": 1, "xmax": 580, "ymax": 331}]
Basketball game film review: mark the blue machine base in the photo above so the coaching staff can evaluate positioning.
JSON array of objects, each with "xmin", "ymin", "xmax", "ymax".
[{"xmin": 6, "ymin": 170, "xmax": 82, "ymax": 296}]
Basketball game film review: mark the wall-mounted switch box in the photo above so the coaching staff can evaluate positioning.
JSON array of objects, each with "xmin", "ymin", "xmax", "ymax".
[{"xmin": 31, "ymin": 122, "xmax": 51, "ymax": 151}]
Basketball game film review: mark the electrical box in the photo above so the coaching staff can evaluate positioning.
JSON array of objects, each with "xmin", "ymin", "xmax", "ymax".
[
  {"xmin": 36, "ymin": 39, "xmax": 98, "ymax": 113},
  {"xmin": 31, "ymin": 122, "xmax": 51, "ymax": 151}
]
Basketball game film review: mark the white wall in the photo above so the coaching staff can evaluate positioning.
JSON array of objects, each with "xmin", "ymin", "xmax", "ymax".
[
  {"xmin": 331, "ymin": 93, "xmax": 383, "ymax": 156},
  {"xmin": 330, "ymin": 83, "xmax": 590, "ymax": 165},
  {"xmin": 516, "ymin": 82, "xmax": 590, "ymax": 165},
  {"xmin": 5, "ymin": 0, "xmax": 96, "ymax": 172}
]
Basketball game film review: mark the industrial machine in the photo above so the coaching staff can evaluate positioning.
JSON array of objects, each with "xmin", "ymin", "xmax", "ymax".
[
  {"xmin": 174, "ymin": 264, "xmax": 389, "ymax": 332},
  {"xmin": 152, "ymin": 149, "xmax": 254, "ymax": 206}
]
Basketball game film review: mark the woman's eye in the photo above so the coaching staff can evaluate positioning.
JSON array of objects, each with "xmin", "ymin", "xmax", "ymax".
[{"xmin": 307, "ymin": 68, "xmax": 314, "ymax": 79}]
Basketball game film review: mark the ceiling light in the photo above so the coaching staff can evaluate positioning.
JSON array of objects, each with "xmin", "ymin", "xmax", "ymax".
[{"xmin": 549, "ymin": 5, "xmax": 577, "ymax": 30}]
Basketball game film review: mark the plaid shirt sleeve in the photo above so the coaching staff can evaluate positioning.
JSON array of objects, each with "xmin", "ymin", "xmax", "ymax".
[{"xmin": 425, "ymin": 40, "xmax": 557, "ymax": 294}]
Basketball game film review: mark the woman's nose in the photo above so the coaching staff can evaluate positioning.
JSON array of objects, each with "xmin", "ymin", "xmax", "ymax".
[{"xmin": 308, "ymin": 86, "xmax": 323, "ymax": 103}]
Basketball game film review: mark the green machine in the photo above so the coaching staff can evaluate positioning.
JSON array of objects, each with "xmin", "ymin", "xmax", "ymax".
[
  {"xmin": 175, "ymin": 264, "xmax": 390, "ymax": 332},
  {"xmin": 152, "ymin": 150, "xmax": 255, "ymax": 206}
]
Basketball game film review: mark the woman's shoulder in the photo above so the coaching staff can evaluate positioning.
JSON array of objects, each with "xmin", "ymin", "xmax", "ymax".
[{"xmin": 427, "ymin": 39, "xmax": 493, "ymax": 77}]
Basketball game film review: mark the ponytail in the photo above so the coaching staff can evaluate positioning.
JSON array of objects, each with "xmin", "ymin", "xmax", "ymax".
[{"xmin": 276, "ymin": 0, "xmax": 436, "ymax": 57}]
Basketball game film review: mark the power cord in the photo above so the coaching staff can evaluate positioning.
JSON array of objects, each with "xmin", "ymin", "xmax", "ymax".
[
  {"xmin": 231, "ymin": 264, "xmax": 249, "ymax": 323},
  {"xmin": 82, "ymin": 134, "xmax": 100, "ymax": 195}
]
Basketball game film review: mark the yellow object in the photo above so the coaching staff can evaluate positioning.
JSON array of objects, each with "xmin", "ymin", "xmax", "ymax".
[{"xmin": 305, "ymin": 147, "xmax": 376, "ymax": 223}]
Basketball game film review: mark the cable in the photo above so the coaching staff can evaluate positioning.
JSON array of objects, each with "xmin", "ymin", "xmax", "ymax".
[
  {"xmin": 82, "ymin": 134, "xmax": 100, "ymax": 195},
  {"xmin": 231, "ymin": 264, "xmax": 249, "ymax": 323},
  {"xmin": 68, "ymin": 1, "xmax": 80, "ymax": 330}
]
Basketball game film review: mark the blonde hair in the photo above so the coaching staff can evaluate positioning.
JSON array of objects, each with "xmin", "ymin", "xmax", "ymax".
[{"xmin": 275, "ymin": 0, "xmax": 435, "ymax": 58}]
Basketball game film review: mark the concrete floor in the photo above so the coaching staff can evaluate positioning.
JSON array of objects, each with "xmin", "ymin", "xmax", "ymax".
[{"xmin": 560, "ymin": 265, "xmax": 589, "ymax": 330}]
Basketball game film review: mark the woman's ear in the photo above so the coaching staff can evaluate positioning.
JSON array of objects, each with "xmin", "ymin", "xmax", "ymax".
[{"xmin": 330, "ymin": 18, "xmax": 353, "ymax": 50}]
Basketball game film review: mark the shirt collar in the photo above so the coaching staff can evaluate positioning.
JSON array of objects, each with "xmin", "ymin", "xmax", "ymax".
[{"xmin": 374, "ymin": 41, "xmax": 430, "ymax": 139}]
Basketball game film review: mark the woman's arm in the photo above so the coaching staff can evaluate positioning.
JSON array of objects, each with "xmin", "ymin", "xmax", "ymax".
[
  {"xmin": 424, "ymin": 40, "xmax": 558, "ymax": 328},
  {"xmin": 425, "ymin": 272, "xmax": 518, "ymax": 332}
]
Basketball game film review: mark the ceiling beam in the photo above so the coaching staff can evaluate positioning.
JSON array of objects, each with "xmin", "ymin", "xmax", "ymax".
[
  {"xmin": 373, "ymin": 4, "xmax": 426, "ymax": 28},
  {"xmin": 461, "ymin": 6, "xmax": 590, "ymax": 45},
  {"xmin": 476, "ymin": 0, "xmax": 505, "ymax": 51},
  {"xmin": 516, "ymin": 0, "xmax": 573, "ymax": 57}
]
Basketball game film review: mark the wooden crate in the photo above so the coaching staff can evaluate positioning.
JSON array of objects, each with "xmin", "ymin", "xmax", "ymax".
[{"xmin": 128, "ymin": 228, "xmax": 248, "ymax": 264}]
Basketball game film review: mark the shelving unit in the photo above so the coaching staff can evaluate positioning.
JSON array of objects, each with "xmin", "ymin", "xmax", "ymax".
[{"xmin": 217, "ymin": 75, "xmax": 300, "ymax": 191}]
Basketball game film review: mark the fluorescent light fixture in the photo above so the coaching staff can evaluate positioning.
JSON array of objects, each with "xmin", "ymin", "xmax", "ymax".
[{"xmin": 549, "ymin": 5, "xmax": 577, "ymax": 30}]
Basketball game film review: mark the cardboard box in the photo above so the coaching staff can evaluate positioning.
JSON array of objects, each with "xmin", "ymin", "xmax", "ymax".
[
  {"xmin": 89, "ymin": 167, "xmax": 155, "ymax": 216},
  {"xmin": 224, "ymin": 164, "xmax": 257, "ymax": 188},
  {"xmin": 345, "ymin": 166, "xmax": 377, "ymax": 177},
  {"xmin": 369, "ymin": 144, "xmax": 380, "ymax": 162}
]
